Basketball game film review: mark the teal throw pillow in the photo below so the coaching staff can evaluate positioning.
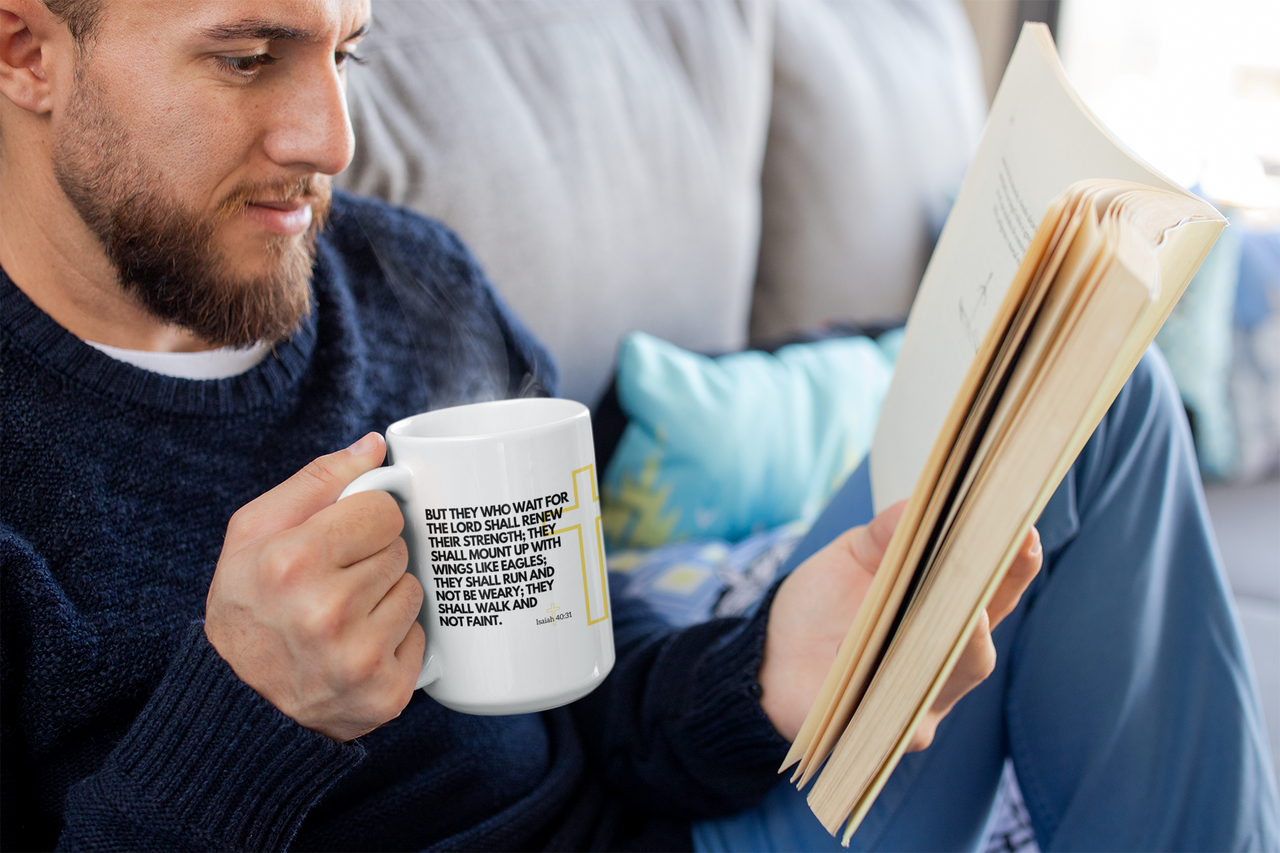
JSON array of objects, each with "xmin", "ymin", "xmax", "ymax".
[
  {"xmin": 1155, "ymin": 206, "xmax": 1243, "ymax": 478},
  {"xmin": 601, "ymin": 331, "xmax": 895, "ymax": 548}
]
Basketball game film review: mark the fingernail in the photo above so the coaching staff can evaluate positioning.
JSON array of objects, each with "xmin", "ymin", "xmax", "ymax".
[
  {"xmin": 1028, "ymin": 527, "xmax": 1042, "ymax": 557},
  {"xmin": 348, "ymin": 433, "xmax": 380, "ymax": 456}
]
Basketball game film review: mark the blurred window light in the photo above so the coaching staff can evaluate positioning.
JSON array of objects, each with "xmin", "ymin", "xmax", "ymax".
[{"xmin": 1058, "ymin": 0, "xmax": 1280, "ymax": 214}]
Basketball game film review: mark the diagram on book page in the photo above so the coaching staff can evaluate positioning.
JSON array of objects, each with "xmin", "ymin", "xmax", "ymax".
[
  {"xmin": 959, "ymin": 272, "xmax": 993, "ymax": 352},
  {"xmin": 869, "ymin": 24, "xmax": 1190, "ymax": 512}
]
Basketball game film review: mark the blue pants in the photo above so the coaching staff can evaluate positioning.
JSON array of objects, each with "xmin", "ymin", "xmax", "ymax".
[{"xmin": 694, "ymin": 349, "xmax": 1280, "ymax": 851}]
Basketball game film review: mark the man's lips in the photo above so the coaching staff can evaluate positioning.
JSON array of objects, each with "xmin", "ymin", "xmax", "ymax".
[{"xmin": 243, "ymin": 198, "xmax": 314, "ymax": 236}]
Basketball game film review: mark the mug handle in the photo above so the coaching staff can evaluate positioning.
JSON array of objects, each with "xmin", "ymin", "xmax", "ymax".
[{"xmin": 340, "ymin": 464, "xmax": 443, "ymax": 691}]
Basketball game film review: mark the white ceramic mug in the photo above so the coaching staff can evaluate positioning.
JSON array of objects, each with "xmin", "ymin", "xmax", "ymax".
[{"xmin": 340, "ymin": 398, "xmax": 616, "ymax": 715}]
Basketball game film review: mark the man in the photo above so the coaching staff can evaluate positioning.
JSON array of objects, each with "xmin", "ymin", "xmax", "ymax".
[
  {"xmin": 0, "ymin": 0, "xmax": 1042, "ymax": 848},
  {"xmin": 0, "ymin": 1, "xmax": 1273, "ymax": 851}
]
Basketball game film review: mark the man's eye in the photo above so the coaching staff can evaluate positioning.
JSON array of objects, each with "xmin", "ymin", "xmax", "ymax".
[
  {"xmin": 335, "ymin": 49, "xmax": 367, "ymax": 69},
  {"xmin": 219, "ymin": 53, "xmax": 278, "ymax": 76}
]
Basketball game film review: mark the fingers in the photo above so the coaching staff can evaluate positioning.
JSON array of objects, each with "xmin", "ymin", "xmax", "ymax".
[
  {"xmin": 369, "ymin": 568, "xmax": 424, "ymax": 638},
  {"xmin": 331, "ymin": 580, "xmax": 424, "ymax": 738},
  {"xmin": 987, "ymin": 526, "xmax": 1042, "ymax": 628},
  {"xmin": 939, "ymin": 610, "xmax": 997, "ymax": 711},
  {"xmin": 905, "ymin": 528, "xmax": 1041, "ymax": 754},
  {"xmin": 353, "ymin": 626, "xmax": 426, "ymax": 734},
  {"xmin": 906, "ymin": 718, "xmax": 939, "ymax": 752},
  {"xmin": 204, "ymin": 434, "xmax": 430, "ymax": 743},
  {"xmin": 907, "ymin": 610, "xmax": 998, "ymax": 753},
  {"xmin": 304, "ymin": 488, "xmax": 405, "ymax": 571},
  {"xmin": 226, "ymin": 433, "xmax": 388, "ymax": 547},
  {"xmin": 758, "ymin": 502, "xmax": 907, "ymax": 739},
  {"xmin": 395, "ymin": 619, "xmax": 427, "ymax": 679}
]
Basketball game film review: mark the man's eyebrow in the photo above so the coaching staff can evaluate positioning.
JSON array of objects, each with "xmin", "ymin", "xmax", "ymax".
[
  {"xmin": 199, "ymin": 19, "xmax": 370, "ymax": 44},
  {"xmin": 200, "ymin": 20, "xmax": 313, "ymax": 43}
]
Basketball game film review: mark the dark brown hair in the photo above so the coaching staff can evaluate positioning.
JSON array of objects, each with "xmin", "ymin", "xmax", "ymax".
[{"xmin": 43, "ymin": 0, "xmax": 104, "ymax": 44}]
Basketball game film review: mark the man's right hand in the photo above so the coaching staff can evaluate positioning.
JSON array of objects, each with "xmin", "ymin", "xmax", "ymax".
[{"xmin": 204, "ymin": 433, "xmax": 426, "ymax": 742}]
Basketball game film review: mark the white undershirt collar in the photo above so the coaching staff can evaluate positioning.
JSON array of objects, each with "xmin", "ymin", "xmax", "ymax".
[{"xmin": 85, "ymin": 339, "xmax": 272, "ymax": 380}]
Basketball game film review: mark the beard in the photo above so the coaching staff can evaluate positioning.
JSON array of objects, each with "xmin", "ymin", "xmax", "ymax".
[{"xmin": 51, "ymin": 68, "xmax": 331, "ymax": 349}]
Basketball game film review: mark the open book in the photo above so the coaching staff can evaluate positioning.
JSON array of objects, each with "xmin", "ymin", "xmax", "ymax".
[{"xmin": 782, "ymin": 24, "xmax": 1226, "ymax": 843}]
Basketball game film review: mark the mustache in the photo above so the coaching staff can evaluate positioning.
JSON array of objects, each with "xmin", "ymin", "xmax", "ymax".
[{"xmin": 214, "ymin": 176, "xmax": 333, "ymax": 223}]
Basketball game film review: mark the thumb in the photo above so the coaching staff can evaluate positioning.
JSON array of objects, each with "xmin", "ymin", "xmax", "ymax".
[
  {"xmin": 229, "ymin": 432, "xmax": 387, "ymax": 544},
  {"xmin": 851, "ymin": 500, "xmax": 907, "ymax": 571}
]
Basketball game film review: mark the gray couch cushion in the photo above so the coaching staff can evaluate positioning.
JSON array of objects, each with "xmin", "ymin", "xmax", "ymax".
[
  {"xmin": 750, "ymin": 0, "xmax": 986, "ymax": 341},
  {"xmin": 337, "ymin": 0, "xmax": 772, "ymax": 404}
]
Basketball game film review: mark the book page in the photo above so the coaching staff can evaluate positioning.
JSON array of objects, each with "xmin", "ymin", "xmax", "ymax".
[{"xmin": 870, "ymin": 24, "xmax": 1188, "ymax": 511}]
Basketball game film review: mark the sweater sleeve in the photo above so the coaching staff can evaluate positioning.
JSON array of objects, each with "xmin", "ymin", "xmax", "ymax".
[
  {"xmin": 52, "ymin": 624, "xmax": 366, "ymax": 851},
  {"xmin": 568, "ymin": 579, "xmax": 791, "ymax": 821},
  {"xmin": 1, "ymin": 524, "xmax": 365, "ymax": 852},
  {"xmin": 55, "ymin": 622, "xmax": 366, "ymax": 852}
]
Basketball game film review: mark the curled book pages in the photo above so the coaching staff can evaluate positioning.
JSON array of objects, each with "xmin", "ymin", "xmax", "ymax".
[{"xmin": 782, "ymin": 23, "xmax": 1225, "ymax": 845}]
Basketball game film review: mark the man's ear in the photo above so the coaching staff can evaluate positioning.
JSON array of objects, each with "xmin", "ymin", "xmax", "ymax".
[{"xmin": 0, "ymin": 1, "xmax": 69, "ymax": 114}]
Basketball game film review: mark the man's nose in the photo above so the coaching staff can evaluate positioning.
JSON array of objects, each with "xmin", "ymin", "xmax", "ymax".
[{"xmin": 263, "ymin": 60, "xmax": 355, "ymax": 177}]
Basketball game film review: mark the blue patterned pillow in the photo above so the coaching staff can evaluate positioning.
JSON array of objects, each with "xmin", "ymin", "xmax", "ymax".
[{"xmin": 607, "ymin": 522, "xmax": 807, "ymax": 626}]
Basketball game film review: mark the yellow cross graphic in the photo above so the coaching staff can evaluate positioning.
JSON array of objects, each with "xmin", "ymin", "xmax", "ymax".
[
  {"xmin": 545, "ymin": 602, "xmax": 560, "ymax": 617},
  {"xmin": 554, "ymin": 464, "xmax": 610, "ymax": 625}
]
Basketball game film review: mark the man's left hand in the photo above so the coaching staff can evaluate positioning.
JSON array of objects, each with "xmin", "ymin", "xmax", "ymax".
[{"xmin": 757, "ymin": 502, "xmax": 1043, "ymax": 748}]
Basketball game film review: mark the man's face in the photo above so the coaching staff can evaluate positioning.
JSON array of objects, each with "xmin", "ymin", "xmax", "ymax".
[{"xmin": 49, "ymin": 0, "xmax": 369, "ymax": 347}]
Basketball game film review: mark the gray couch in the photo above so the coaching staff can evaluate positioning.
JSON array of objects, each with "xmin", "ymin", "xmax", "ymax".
[{"xmin": 336, "ymin": 0, "xmax": 985, "ymax": 406}]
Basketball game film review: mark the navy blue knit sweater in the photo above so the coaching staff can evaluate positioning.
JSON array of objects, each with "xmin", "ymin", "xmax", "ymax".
[{"xmin": 0, "ymin": 193, "xmax": 789, "ymax": 851}]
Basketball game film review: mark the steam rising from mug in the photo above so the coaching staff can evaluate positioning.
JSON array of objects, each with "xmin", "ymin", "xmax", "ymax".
[{"xmin": 355, "ymin": 214, "xmax": 552, "ymax": 409}]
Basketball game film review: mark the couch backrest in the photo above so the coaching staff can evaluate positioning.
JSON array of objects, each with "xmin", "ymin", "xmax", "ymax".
[{"xmin": 336, "ymin": 0, "xmax": 984, "ymax": 405}]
